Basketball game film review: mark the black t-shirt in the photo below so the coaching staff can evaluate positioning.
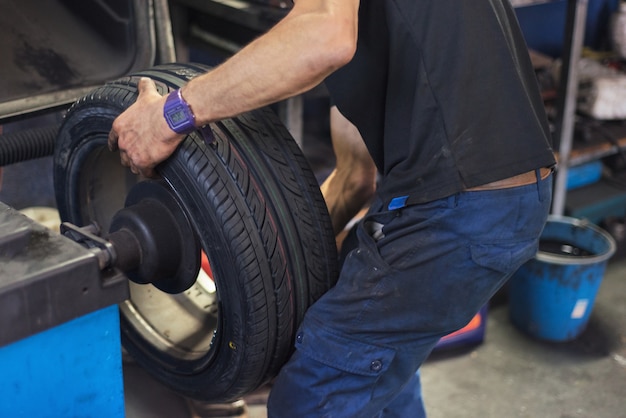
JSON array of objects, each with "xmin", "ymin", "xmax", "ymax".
[{"xmin": 325, "ymin": 0, "xmax": 556, "ymax": 207}]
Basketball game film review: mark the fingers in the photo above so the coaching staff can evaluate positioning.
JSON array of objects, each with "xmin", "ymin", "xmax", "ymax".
[
  {"xmin": 118, "ymin": 149, "xmax": 157, "ymax": 177},
  {"xmin": 107, "ymin": 76, "xmax": 162, "ymax": 177},
  {"xmin": 119, "ymin": 148, "xmax": 130, "ymax": 167},
  {"xmin": 137, "ymin": 77, "xmax": 157, "ymax": 96},
  {"xmin": 108, "ymin": 126, "xmax": 119, "ymax": 152},
  {"xmin": 108, "ymin": 120, "xmax": 158, "ymax": 177}
]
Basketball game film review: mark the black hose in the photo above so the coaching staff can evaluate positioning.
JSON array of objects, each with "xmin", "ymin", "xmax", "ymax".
[{"xmin": 0, "ymin": 125, "xmax": 59, "ymax": 166}]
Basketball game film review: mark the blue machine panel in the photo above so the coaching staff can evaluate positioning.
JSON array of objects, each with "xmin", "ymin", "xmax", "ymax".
[{"xmin": 0, "ymin": 305, "xmax": 125, "ymax": 418}]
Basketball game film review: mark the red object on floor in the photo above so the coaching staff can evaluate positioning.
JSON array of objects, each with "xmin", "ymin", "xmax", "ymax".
[{"xmin": 434, "ymin": 305, "xmax": 488, "ymax": 351}]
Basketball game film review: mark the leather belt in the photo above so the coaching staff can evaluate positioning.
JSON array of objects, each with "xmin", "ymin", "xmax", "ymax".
[{"xmin": 466, "ymin": 167, "xmax": 552, "ymax": 191}]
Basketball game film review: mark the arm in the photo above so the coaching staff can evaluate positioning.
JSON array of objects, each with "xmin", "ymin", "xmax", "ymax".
[
  {"xmin": 108, "ymin": 0, "xmax": 359, "ymax": 177},
  {"xmin": 321, "ymin": 106, "xmax": 376, "ymax": 237}
]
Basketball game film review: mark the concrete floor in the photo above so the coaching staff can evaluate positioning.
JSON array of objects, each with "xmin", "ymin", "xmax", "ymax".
[
  {"xmin": 125, "ymin": 254, "xmax": 626, "ymax": 418},
  {"xmin": 420, "ymin": 256, "xmax": 626, "ymax": 418}
]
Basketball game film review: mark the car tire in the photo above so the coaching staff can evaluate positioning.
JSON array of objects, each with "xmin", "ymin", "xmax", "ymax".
[{"xmin": 53, "ymin": 62, "xmax": 338, "ymax": 402}]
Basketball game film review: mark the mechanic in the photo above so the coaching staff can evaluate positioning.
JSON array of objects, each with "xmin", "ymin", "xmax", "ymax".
[{"xmin": 108, "ymin": 0, "xmax": 556, "ymax": 416}]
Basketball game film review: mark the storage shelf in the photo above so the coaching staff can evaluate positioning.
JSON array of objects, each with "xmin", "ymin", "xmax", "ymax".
[
  {"xmin": 566, "ymin": 179, "xmax": 626, "ymax": 224},
  {"xmin": 569, "ymin": 136, "xmax": 626, "ymax": 166}
]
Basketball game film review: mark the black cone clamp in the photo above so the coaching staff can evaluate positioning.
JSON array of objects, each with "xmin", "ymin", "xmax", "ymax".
[{"xmin": 106, "ymin": 179, "xmax": 201, "ymax": 294}]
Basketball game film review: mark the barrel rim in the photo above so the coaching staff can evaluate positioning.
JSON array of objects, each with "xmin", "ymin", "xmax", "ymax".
[{"xmin": 535, "ymin": 215, "xmax": 617, "ymax": 265}]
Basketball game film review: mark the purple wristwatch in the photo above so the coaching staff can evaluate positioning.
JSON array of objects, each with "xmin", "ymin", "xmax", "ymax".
[{"xmin": 164, "ymin": 89, "xmax": 214, "ymax": 143}]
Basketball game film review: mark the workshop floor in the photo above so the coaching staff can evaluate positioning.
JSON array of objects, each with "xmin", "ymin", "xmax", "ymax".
[{"xmin": 124, "ymin": 256, "xmax": 626, "ymax": 418}]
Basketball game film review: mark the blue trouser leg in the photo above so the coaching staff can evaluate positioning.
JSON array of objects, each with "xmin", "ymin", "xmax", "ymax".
[
  {"xmin": 377, "ymin": 370, "xmax": 425, "ymax": 418},
  {"xmin": 268, "ymin": 175, "xmax": 552, "ymax": 417}
]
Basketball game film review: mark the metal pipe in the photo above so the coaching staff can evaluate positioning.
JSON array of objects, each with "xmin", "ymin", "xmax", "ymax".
[{"xmin": 552, "ymin": 0, "xmax": 589, "ymax": 216}]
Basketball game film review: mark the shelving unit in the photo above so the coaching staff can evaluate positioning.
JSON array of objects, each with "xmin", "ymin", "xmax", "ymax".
[
  {"xmin": 569, "ymin": 137, "xmax": 626, "ymax": 166},
  {"xmin": 515, "ymin": 0, "xmax": 626, "ymax": 224}
]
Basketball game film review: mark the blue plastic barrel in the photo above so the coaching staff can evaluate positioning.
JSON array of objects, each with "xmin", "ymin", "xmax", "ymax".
[{"xmin": 509, "ymin": 216, "xmax": 616, "ymax": 342}]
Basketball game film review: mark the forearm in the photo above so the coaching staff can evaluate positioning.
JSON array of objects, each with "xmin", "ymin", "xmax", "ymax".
[
  {"xmin": 181, "ymin": 0, "xmax": 358, "ymax": 124},
  {"xmin": 108, "ymin": 0, "xmax": 357, "ymax": 178}
]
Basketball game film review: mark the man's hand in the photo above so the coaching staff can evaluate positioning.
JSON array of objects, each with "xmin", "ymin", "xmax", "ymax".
[{"xmin": 108, "ymin": 77, "xmax": 185, "ymax": 178}]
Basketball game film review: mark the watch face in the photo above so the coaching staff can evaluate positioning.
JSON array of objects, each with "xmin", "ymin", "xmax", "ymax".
[
  {"xmin": 164, "ymin": 90, "xmax": 196, "ymax": 134},
  {"xmin": 169, "ymin": 108, "xmax": 188, "ymax": 125}
]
